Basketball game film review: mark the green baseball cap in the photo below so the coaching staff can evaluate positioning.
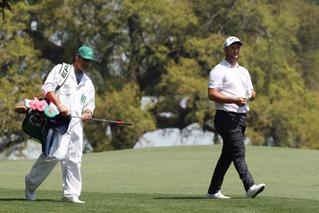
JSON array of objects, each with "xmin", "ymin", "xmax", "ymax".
[{"xmin": 77, "ymin": 45, "xmax": 94, "ymax": 60}]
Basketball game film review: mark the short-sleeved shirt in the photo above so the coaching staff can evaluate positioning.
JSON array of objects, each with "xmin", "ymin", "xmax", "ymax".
[{"xmin": 208, "ymin": 59, "xmax": 253, "ymax": 113}]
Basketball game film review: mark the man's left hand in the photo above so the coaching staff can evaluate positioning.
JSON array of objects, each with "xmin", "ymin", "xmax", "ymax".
[{"xmin": 81, "ymin": 110, "xmax": 92, "ymax": 121}]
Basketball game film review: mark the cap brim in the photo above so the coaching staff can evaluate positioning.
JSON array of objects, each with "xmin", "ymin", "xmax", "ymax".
[
  {"xmin": 81, "ymin": 55, "xmax": 93, "ymax": 60},
  {"xmin": 225, "ymin": 41, "xmax": 243, "ymax": 48},
  {"xmin": 78, "ymin": 54, "xmax": 97, "ymax": 62}
]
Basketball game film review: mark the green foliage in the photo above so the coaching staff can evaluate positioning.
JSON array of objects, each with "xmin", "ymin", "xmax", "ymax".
[
  {"xmin": 0, "ymin": 1, "xmax": 46, "ymax": 150},
  {"xmin": 86, "ymin": 83, "xmax": 156, "ymax": 151},
  {"xmin": 123, "ymin": 0, "xmax": 198, "ymax": 33},
  {"xmin": 156, "ymin": 58, "xmax": 213, "ymax": 128},
  {"xmin": 184, "ymin": 34, "xmax": 225, "ymax": 70}
]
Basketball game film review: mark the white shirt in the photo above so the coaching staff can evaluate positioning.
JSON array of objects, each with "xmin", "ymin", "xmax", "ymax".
[
  {"xmin": 42, "ymin": 64, "xmax": 95, "ymax": 117},
  {"xmin": 208, "ymin": 59, "xmax": 253, "ymax": 113}
]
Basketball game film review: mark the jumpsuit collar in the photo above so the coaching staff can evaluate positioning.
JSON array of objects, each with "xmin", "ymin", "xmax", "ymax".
[{"xmin": 70, "ymin": 65, "xmax": 89, "ymax": 86}]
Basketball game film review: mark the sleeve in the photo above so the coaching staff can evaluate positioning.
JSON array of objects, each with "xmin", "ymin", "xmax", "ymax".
[
  {"xmin": 246, "ymin": 69, "xmax": 254, "ymax": 90},
  {"xmin": 245, "ymin": 69, "xmax": 254, "ymax": 98},
  {"xmin": 84, "ymin": 81, "xmax": 96, "ymax": 114},
  {"xmin": 42, "ymin": 64, "xmax": 62, "ymax": 96},
  {"xmin": 208, "ymin": 66, "xmax": 224, "ymax": 89}
]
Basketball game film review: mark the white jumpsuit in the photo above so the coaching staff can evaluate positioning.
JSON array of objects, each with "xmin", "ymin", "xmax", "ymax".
[{"xmin": 25, "ymin": 63, "xmax": 95, "ymax": 199}]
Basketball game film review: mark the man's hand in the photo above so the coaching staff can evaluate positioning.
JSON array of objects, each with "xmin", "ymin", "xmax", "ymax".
[
  {"xmin": 81, "ymin": 110, "xmax": 92, "ymax": 121},
  {"xmin": 234, "ymin": 97, "xmax": 247, "ymax": 106},
  {"xmin": 46, "ymin": 91, "xmax": 69, "ymax": 116},
  {"xmin": 57, "ymin": 103, "xmax": 69, "ymax": 117}
]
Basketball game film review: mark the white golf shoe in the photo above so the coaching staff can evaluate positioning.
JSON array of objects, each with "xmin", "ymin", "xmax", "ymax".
[
  {"xmin": 25, "ymin": 177, "xmax": 36, "ymax": 201},
  {"xmin": 62, "ymin": 196, "xmax": 86, "ymax": 204},
  {"xmin": 246, "ymin": 183, "xmax": 266, "ymax": 198},
  {"xmin": 206, "ymin": 191, "xmax": 230, "ymax": 199}
]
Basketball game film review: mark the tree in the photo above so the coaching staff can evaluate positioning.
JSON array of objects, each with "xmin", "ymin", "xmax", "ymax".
[{"xmin": 0, "ymin": 1, "xmax": 46, "ymax": 151}]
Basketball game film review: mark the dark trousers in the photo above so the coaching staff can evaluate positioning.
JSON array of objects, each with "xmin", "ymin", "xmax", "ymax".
[{"xmin": 208, "ymin": 110, "xmax": 254, "ymax": 194}]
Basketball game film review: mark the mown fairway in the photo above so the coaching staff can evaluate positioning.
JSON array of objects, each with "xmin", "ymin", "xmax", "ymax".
[{"xmin": 1, "ymin": 145, "xmax": 319, "ymax": 212}]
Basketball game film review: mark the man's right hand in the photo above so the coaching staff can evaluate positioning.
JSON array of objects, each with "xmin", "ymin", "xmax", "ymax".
[
  {"xmin": 234, "ymin": 97, "xmax": 247, "ymax": 106},
  {"xmin": 57, "ymin": 103, "xmax": 69, "ymax": 117}
]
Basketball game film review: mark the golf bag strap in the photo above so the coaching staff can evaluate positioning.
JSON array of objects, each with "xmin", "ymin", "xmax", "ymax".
[{"xmin": 55, "ymin": 63, "xmax": 71, "ymax": 91}]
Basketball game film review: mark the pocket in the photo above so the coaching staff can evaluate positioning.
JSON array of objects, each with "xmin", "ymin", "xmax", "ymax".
[
  {"xmin": 58, "ymin": 83, "xmax": 71, "ymax": 95},
  {"xmin": 215, "ymin": 111, "xmax": 237, "ymax": 132},
  {"xmin": 59, "ymin": 89, "xmax": 71, "ymax": 96}
]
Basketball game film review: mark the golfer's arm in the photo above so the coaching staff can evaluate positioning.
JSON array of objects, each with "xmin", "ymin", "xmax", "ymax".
[
  {"xmin": 208, "ymin": 88, "xmax": 238, "ymax": 104},
  {"xmin": 250, "ymin": 90, "xmax": 256, "ymax": 101}
]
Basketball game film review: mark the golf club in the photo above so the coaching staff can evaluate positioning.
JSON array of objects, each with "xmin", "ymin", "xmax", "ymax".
[{"xmin": 71, "ymin": 116, "xmax": 133, "ymax": 126}]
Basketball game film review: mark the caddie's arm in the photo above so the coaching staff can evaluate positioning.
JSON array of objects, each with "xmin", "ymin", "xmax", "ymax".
[
  {"xmin": 81, "ymin": 84, "xmax": 95, "ymax": 121},
  {"xmin": 208, "ymin": 88, "xmax": 247, "ymax": 107},
  {"xmin": 46, "ymin": 91, "xmax": 69, "ymax": 116}
]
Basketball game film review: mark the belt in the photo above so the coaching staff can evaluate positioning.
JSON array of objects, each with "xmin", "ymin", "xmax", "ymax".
[{"xmin": 216, "ymin": 110, "xmax": 246, "ymax": 116}]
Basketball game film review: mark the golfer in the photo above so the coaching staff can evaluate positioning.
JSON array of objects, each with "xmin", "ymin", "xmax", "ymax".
[
  {"xmin": 206, "ymin": 36, "xmax": 265, "ymax": 199},
  {"xmin": 25, "ymin": 45, "xmax": 96, "ymax": 203}
]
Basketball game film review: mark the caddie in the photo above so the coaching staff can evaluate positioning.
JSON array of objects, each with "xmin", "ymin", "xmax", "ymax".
[{"xmin": 25, "ymin": 45, "xmax": 96, "ymax": 204}]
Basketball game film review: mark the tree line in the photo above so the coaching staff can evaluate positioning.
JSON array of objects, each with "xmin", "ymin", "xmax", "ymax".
[{"xmin": 1, "ymin": 0, "xmax": 319, "ymax": 152}]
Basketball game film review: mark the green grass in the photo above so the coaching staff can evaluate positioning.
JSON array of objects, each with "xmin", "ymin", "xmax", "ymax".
[{"xmin": 1, "ymin": 145, "xmax": 319, "ymax": 212}]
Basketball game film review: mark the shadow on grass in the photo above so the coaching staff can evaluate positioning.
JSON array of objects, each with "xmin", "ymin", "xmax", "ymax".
[
  {"xmin": 0, "ymin": 198, "xmax": 58, "ymax": 202},
  {"xmin": 153, "ymin": 195, "xmax": 245, "ymax": 200}
]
